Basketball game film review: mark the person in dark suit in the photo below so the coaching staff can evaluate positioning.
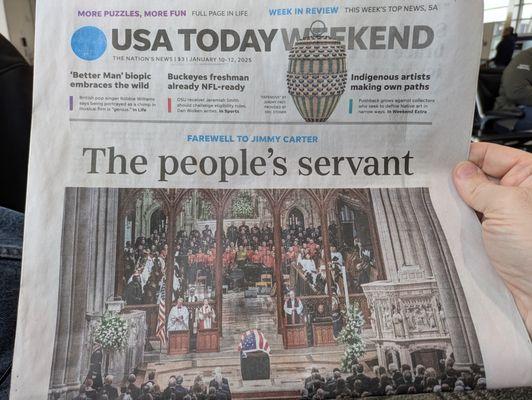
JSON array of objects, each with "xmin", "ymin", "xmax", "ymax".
[
  {"xmin": 144, "ymin": 372, "xmax": 157, "ymax": 388},
  {"xmin": 73, "ymin": 385, "xmax": 88, "ymax": 400},
  {"xmin": 84, "ymin": 379, "xmax": 99, "ymax": 399},
  {"xmin": 206, "ymin": 386, "xmax": 226, "ymax": 400},
  {"xmin": 491, "ymin": 26, "xmax": 518, "ymax": 68},
  {"xmin": 388, "ymin": 364, "xmax": 404, "ymax": 387},
  {"xmin": 102, "ymin": 375, "xmax": 119, "ymax": 400},
  {"xmin": 347, "ymin": 364, "xmax": 372, "ymax": 393},
  {"xmin": 127, "ymin": 374, "xmax": 142, "ymax": 400},
  {"xmin": 395, "ymin": 370, "xmax": 415, "ymax": 395},
  {"xmin": 173, "ymin": 376, "xmax": 189, "ymax": 400},
  {"xmin": 86, "ymin": 348, "xmax": 103, "ymax": 390},
  {"xmin": 125, "ymin": 274, "xmax": 143, "ymax": 305},
  {"xmin": 413, "ymin": 365, "xmax": 425, "ymax": 393},
  {"xmin": 161, "ymin": 376, "xmax": 177, "ymax": 400},
  {"xmin": 209, "ymin": 368, "xmax": 230, "ymax": 399},
  {"xmin": 304, "ymin": 367, "xmax": 319, "ymax": 389},
  {"xmin": 138, "ymin": 385, "xmax": 154, "ymax": 400}
]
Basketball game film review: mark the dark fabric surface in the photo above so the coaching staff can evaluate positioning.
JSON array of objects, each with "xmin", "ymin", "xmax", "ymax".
[
  {"xmin": 0, "ymin": 207, "xmax": 23, "ymax": 399},
  {"xmin": 0, "ymin": 34, "xmax": 33, "ymax": 213}
]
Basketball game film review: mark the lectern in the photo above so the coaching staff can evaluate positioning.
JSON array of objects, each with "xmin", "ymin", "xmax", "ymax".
[
  {"xmin": 167, "ymin": 331, "xmax": 189, "ymax": 355},
  {"xmin": 284, "ymin": 323, "xmax": 308, "ymax": 349},
  {"xmin": 312, "ymin": 322, "xmax": 336, "ymax": 347}
]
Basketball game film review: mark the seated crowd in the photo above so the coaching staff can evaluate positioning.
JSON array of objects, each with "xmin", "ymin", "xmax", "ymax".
[
  {"xmin": 123, "ymin": 221, "xmax": 343, "ymax": 303},
  {"xmin": 300, "ymin": 359, "xmax": 486, "ymax": 399},
  {"xmin": 73, "ymin": 369, "xmax": 231, "ymax": 400},
  {"xmin": 123, "ymin": 220, "xmax": 376, "ymax": 305}
]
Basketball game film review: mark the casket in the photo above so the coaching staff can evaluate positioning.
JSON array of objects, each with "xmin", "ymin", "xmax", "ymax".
[
  {"xmin": 240, "ymin": 351, "xmax": 271, "ymax": 380},
  {"xmin": 238, "ymin": 330, "xmax": 271, "ymax": 380}
]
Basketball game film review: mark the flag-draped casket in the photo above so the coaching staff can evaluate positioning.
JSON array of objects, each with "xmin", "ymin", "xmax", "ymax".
[{"xmin": 238, "ymin": 329, "xmax": 271, "ymax": 380}]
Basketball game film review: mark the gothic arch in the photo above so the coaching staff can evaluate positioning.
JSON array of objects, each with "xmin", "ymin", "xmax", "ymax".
[
  {"xmin": 286, "ymin": 205, "xmax": 305, "ymax": 226},
  {"xmin": 325, "ymin": 189, "xmax": 386, "ymax": 281},
  {"xmin": 146, "ymin": 203, "xmax": 164, "ymax": 235}
]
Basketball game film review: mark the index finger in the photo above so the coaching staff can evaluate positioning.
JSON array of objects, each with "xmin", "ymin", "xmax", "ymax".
[{"xmin": 468, "ymin": 142, "xmax": 532, "ymax": 179}]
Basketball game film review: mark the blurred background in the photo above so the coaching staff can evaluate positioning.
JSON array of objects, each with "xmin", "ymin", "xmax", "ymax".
[
  {"xmin": 0, "ymin": 0, "xmax": 35, "ymax": 64},
  {"xmin": 483, "ymin": 0, "xmax": 532, "ymax": 58}
]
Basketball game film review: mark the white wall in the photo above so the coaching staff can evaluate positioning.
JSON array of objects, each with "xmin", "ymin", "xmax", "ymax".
[
  {"xmin": 3, "ymin": 0, "xmax": 35, "ymax": 64},
  {"xmin": 0, "ymin": 0, "xmax": 9, "ymax": 39}
]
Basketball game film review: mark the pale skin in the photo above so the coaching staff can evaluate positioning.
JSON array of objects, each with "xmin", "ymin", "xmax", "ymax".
[{"xmin": 453, "ymin": 142, "xmax": 532, "ymax": 336}]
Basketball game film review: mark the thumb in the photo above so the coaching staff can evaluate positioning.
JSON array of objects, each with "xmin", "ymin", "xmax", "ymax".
[{"xmin": 453, "ymin": 161, "xmax": 503, "ymax": 214}]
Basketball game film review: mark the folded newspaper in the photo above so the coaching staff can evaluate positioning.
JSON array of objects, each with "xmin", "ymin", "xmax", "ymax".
[{"xmin": 10, "ymin": 1, "xmax": 532, "ymax": 399}]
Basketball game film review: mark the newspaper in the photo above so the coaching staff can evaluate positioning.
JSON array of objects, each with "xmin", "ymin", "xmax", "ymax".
[{"xmin": 10, "ymin": 1, "xmax": 532, "ymax": 399}]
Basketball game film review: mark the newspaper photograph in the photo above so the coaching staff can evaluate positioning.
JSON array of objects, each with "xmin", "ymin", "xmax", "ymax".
[
  {"xmin": 48, "ymin": 186, "xmax": 484, "ymax": 399},
  {"xmin": 9, "ymin": 1, "xmax": 532, "ymax": 399}
]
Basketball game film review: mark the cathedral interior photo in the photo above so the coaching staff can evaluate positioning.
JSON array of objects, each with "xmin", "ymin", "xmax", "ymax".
[{"xmin": 48, "ymin": 188, "xmax": 484, "ymax": 399}]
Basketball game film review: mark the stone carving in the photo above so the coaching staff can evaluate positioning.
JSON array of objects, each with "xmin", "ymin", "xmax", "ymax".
[
  {"xmin": 398, "ymin": 264, "xmax": 426, "ymax": 283},
  {"xmin": 438, "ymin": 304, "xmax": 448, "ymax": 334},
  {"xmin": 392, "ymin": 307, "xmax": 405, "ymax": 338},
  {"xmin": 362, "ymin": 275, "xmax": 453, "ymax": 370}
]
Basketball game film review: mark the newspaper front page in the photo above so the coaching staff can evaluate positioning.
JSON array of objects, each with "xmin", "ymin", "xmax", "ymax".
[{"xmin": 11, "ymin": 0, "xmax": 532, "ymax": 399}]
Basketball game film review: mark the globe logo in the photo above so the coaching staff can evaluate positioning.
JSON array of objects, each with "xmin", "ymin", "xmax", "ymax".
[{"xmin": 71, "ymin": 26, "xmax": 107, "ymax": 61}]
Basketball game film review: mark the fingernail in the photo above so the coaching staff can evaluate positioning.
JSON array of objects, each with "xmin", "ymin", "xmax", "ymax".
[{"xmin": 455, "ymin": 162, "xmax": 479, "ymax": 179}]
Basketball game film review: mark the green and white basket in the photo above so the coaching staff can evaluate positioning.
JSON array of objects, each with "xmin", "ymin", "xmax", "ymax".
[{"xmin": 287, "ymin": 22, "xmax": 347, "ymax": 123}]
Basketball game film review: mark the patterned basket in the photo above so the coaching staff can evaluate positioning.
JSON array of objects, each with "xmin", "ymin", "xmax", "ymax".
[{"xmin": 287, "ymin": 29, "xmax": 347, "ymax": 123}]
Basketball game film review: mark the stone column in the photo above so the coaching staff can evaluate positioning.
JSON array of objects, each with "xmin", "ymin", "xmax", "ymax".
[
  {"xmin": 272, "ymin": 207, "xmax": 284, "ymax": 334},
  {"xmin": 369, "ymin": 188, "xmax": 483, "ymax": 367},
  {"xmin": 86, "ymin": 189, "xmax": 119, "ymax": 316},
  {"xmin": 131, "ymin": 211, "xmax": 136, "ymax": 242},
  {"xmin": 392, "ymin": 351, "xmax": 400, "ymax": 368},
  {"xmin": 165, "ymin": 206, "xmax": 177, "ymax": 315},
  {"xmin": 397, "ymin": 189, "xmax": 432, "ymax": 277},
  {"xmin": 214, "ymin": 209, "xmax": 224, "ymax": 336},
  {"xmin": 368, "ymin": 189, "xmax": 401, "ymax": 281},
  {"xmin": 318, "ymin": 206, "xmax": 333, "ymax": 303},
  {"xmin": 49, "ymin": 188, "xmax": 120, "ymax": 397},
  {"xmin": 116, "ymin": 195, "xmax": 126, "ymax": 297},
  {"xmin": 376, "ymin": 345, "xmax": 386, "ymax": 368},
  {"xmin": 383, "ymin": 189, "xmax": 418, "ymax": 268},
  {"xmin": 398, "ymin": 346, "xmax": 412, "ymax": 369},
  {"xmin": 49, "ymin": 188, "xmax": 90, "ymax": 396},
  {"xmin": 417, "ymin": 189, "xmax": 482, "ymax": 366}
]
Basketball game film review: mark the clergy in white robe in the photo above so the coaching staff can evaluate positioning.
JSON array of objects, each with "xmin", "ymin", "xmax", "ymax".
[
  {"xmin": 167, "ymin": 299, "xmax": 189, "ymax": 332},
  {"xmin": 198, "ymin": 299, "xmax": 216, "ymax": 330},
  {"xmin": 299, "ymin": 254, "xmax": 317, "ymax": 274}
]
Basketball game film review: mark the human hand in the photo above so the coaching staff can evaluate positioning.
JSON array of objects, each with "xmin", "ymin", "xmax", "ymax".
[{"xmin": 453, "ymin": 142, "xmax": 532, "ymax": 335}]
